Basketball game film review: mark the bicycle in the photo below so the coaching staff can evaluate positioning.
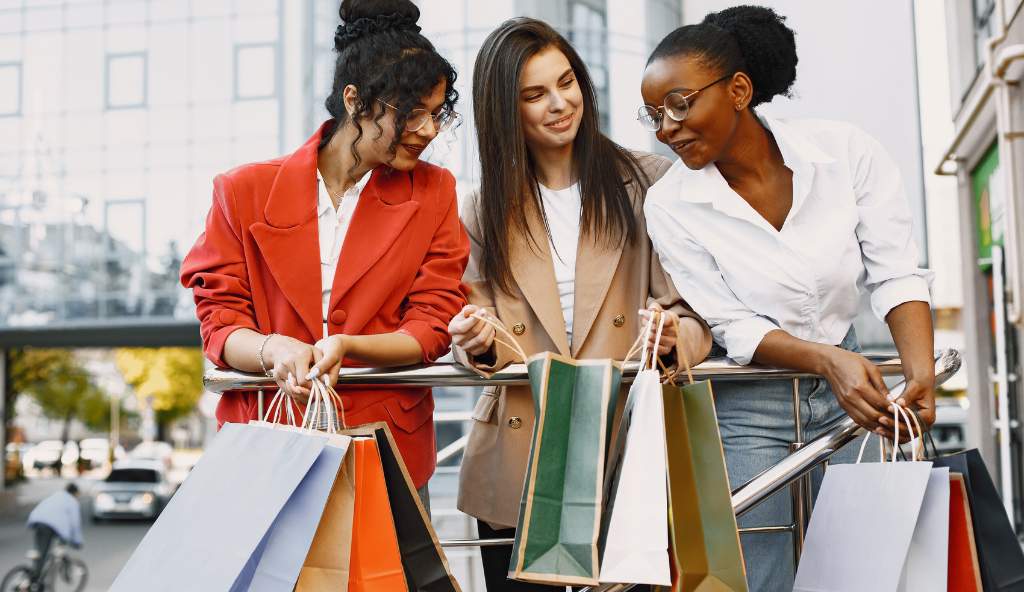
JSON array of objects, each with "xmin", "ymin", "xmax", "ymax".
[{"xmin": 0, "ymin": 541, "xmax": 88, "ymax": 592}]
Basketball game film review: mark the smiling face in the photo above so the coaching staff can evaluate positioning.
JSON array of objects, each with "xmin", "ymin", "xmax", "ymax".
[
  {"xmin": 640, "ymin": 54, "xmax": 744, "ymax": 170},
  {"xmin": 517, "ymin": 46, "xmax": 584, "ymax": 155},
  {"xmin": 349, "ymin": 78, "xmax": 448, "ymax": 172}
]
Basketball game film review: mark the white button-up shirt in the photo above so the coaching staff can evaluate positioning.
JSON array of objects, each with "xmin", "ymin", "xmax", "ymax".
[
  {"xmin": 645, "ymin": 115, "xmax": 933, "ymax": 365},
  {"xmin": 318, "ymin": 171, "xmax": 371, "ymax": 338}
]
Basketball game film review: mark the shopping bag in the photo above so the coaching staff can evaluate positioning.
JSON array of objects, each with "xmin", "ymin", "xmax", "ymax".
[
  {"xmin": 793, "ymin": 407, "xmax": 934, "ymax": 592},
  {"xmin": 296, "ymin": 442, "xmax": 356, "ymax": 590},
  {"xmin": 508, "ymin": 348, "xmax": 622, "ymax": 585},
  {"xmin": 600, "ymin": 314, "xmax": 671, "ymax": 586},
  {"xmin": 949, "ymin": 473, "xmax": 984, "ymax": 592},
  {"xmin": 373, "ymin": 424, "xmax": 462, "ymax": 591},
  {"xmin": 348, "ymin": 436, "xmax": 409, "ymax": 591},
  {"xmin": 898, "ymin": 466, "xmax": 950, "ymax": 592},
  {"xmin": 110, "ymin": 423, "xmax": 327, "ymax": 592},
  {"xmin": 930, "ymin": 448, "xmax": 1024, "ymax": 591},
  {"xmin": 661, "ymin": 358, "xmax": 747, "ymax": 592},
  {"xmin": 232, "ymin": 437, "xmax": 350, "ymax": 591},
  {"xmin": 311, "ymin": 375, "xmax": 463, "ymax": 592}
]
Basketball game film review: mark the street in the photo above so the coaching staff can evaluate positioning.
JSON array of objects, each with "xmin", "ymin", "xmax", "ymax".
[{"xmin": 0, "ymin": 476, "xmax": 149, "ymax": 591}]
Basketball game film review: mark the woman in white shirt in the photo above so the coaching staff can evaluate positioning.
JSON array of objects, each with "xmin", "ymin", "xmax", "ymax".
[
  {"xmin": 446, "ymin": 18, "xmax": 711, "ymax": 591},
  {"xmin": 639, "ymin": 6, "xmax": 935, "ymax": 591}
]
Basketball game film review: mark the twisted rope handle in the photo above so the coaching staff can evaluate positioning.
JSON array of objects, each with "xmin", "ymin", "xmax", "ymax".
[{"xmin": 469, "ymin": 311, "xmax": 529, "ymax": 363}]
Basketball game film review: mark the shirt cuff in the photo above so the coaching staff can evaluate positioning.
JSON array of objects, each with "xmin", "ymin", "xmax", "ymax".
[
  {"xmin": 870, "ymin": 274, "xmax": 932, "ymax": 321},
  {"xmin": 716, "ymin": 315, "xmax": 780, "ymax": 366}
]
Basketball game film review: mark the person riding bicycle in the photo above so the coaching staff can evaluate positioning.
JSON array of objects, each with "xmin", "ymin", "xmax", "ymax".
[{"xmin": 25, "ymin": 483, "xmax": 83, "ymax": 577}]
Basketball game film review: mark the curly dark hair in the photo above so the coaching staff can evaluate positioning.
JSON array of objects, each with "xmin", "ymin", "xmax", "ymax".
[
  {"xmin": 648, "ymin": 4, "xmax": 797, "ymax": 108},
  {"xmin": 321, "ymin": 0, "xmax": 459, "ymax": 170}
]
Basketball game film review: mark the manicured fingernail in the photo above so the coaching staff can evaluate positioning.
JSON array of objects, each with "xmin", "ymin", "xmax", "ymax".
[{"xmin": 306, "ymin": 368, "xmax": 319, "ymax": 381}]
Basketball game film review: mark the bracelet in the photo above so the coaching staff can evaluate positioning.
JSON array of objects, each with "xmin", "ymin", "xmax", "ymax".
[{"xmin": 257, "ymin": 333, "xmax": 277, "ymax": 377}]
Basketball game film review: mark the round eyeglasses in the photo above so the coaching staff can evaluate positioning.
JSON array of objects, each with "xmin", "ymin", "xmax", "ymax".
[
  {"xmin": 637, "ymin": 73, "xmax": 734, "ymax": 131},
  {"xmin": 378, "ymin": 99, "xmax": 461, "ymax": 133}
]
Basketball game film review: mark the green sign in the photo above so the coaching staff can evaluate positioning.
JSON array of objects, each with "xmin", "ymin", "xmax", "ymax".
[{"xmin": 972, "ymin": 141, "xmax": 1003, "ymax": 270}]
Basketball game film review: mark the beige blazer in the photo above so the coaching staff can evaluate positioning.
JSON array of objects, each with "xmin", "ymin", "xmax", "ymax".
[{"xmin": 454, "ymin": 152, "xmax": 712, "ymax": 528}]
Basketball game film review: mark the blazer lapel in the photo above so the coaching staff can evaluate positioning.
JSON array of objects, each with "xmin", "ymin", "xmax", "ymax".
[
  {"xmin": 510, "ymin": 200, "xmax": 571, "ymax": 356},
  {"xmin": 570, "ymin": 227, "xmax": 624, "ymax": 357},
  {"xmin": 249, "ymin": 125, "xmax": 326, "ymax": 341},
  {"xmin": 329, "ymin": 168, "xmax": 420, "ymax": 314}
]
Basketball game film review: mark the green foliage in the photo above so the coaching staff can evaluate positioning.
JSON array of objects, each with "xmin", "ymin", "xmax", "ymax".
[{"xmin": 115, "ymin": 348, "xmax": 204, "ymax": 425}]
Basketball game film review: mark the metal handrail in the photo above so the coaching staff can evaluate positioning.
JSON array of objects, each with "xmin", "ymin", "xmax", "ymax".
[
  {"xmin": 203, "ymin": 353, "xmax": 906, "ymax": 392},
  {"xmin": 203, "ymin": 348, "xmax": 961, "ymax": 591}
]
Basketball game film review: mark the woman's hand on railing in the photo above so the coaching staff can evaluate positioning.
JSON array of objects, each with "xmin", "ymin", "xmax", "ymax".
[
  {"xmin": 264, "ymin": 335, "xmax": 321, "ymax": 405},
  {"xmin": 638, "ymin": 305, "xmax": 678, "ymax": 357},
  {"xmin": 819, "ymin": 347, "xmax": 897, "ymax": 434},
  {"xmin": 448, "ymin": 304, "xmax": 496, "ymax": 357}
]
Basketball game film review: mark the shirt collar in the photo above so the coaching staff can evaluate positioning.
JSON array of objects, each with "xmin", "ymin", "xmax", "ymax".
[
  {"xmin": 675, "ymin": 113, "xmax": 835, "ymax": 205},
  {"xmin": 317, "ymin": 169, "xmax": 373, "ymax": 216}
]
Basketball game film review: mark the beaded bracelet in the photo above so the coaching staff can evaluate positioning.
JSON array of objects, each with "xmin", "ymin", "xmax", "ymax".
[{"xmin": 257, "ymin": 333, "xmax": 277, "ymax": 377}]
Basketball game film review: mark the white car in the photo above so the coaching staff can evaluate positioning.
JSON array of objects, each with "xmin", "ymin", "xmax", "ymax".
[
  {"xmin": 78, "ymin": 438, "xmax": 112, "ymax": 470},
  {"xmin": 129, "ymin": 441, "xmax": 174, "ymax": 469},
  {"xmin": 25, "ymin": 440, "xmax": 64, "ymax": 472},
  {"xmin": 91, "ymin": 460, "xmax": 175, "ymax": 521}
]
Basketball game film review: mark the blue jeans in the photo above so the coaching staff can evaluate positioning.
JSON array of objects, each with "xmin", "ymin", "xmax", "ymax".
[{"xmin": 713, "ymin": 328, "xmax": 881, "ymax": 592}]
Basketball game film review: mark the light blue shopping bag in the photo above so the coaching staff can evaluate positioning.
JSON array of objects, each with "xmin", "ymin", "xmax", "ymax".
[
  {"xmin": 231, "ymin": 438, "xmax": 350, "ymax": 591},
  {"xmin": 111, "ymin": 422, "xmax": 328, "ymax": 592}
]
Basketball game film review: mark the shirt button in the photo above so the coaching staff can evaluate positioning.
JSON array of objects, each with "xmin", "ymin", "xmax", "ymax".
[
  {"xmin": 613, "ymin": 314, "xmax": 626, "ymax": 328},
  {"xmin": 508, "ymin": 416, "xmax": 523, "ymax": 429},
  {"xmin": 330, "ymin": 310, "xmax": 347, "ymax": 325},
  {"xmin": 512, "ymin": 323, "xmax": 526, "ymax": 336}
]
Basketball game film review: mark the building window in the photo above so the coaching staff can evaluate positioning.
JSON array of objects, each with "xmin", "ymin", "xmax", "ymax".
[
  {"xmin": 106, "ymin": 52, "xmax": 148, "ymax": 109},
  {"xmin": 973, "ymin": 0, "xmax": 996, "ymax": 70},
  {"xmin": 234, "ymin": 43, "xmax": 277, "ymax": 101},
  {"xmin": 0, "ymin": 62, "xmax": 21, "ymax": 117},
  {"xmin": 568, "ymin": 2, "xmax": 609, "ymax": 132}
]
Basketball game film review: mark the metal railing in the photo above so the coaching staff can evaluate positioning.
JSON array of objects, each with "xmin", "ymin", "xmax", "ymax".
[{"xmin": 204, "ymin": 349, "xmax": 962, "ymax": 592}]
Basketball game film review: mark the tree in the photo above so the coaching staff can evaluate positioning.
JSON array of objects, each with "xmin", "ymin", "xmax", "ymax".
[
  {"xmin": 7, "ymin": 348, "xmax": 111, "ymax": 443},
  {"xmin": 114, "ymin": 347, "xmax": 204, "ymax": 436}
]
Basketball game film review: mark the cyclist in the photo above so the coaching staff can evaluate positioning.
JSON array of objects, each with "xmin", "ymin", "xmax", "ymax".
[{"xmin": 25, "ymin": 483, "xmax": 83, "ymax": 577}]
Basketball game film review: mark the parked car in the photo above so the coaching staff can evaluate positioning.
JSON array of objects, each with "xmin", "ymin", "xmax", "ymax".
[
  {"xmin": 60, "ymin": 441, "xmax": 79, "ymax": 468},
  {"xmin": 25, "ymin": 440, "xmax": 64, "ymax": 472},
  {"xmin": 91, "ymin": 460, "xmax": 175, "ymax": 521},
  {"xmin": 78, "ymin": 438, "xmax": 112, "ymax": 471},
  {"xmin": 129, "ymin": 441, "xmax": 174, "ymax": 470}
]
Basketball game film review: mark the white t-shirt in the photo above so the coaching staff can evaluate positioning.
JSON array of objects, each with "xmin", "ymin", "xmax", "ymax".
[
  {"xmin": 318, "ymin": 170, "xmax": 371, "ymax": 338},
  {"xmin": 538, "ymin": 182, "xmax": 582, "ymax": 346}
]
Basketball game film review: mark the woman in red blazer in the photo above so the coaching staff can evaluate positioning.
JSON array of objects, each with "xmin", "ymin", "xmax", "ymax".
[{"xmin": 180, "ymin": 0, "xmax": 469, "ymax": 490}]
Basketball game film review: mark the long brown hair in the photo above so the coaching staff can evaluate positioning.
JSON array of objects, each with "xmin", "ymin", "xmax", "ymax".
[{"xmin": 472, "ymin": 17, "xmax": 649, "ymax": 294}]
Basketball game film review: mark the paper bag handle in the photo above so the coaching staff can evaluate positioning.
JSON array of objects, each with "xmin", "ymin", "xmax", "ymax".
[{"xmin": 469, "ymin": 311, "xmax": 529, "ymax": 363}]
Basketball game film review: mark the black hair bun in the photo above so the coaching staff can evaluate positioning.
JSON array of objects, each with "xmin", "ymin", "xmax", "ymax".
[
  {"xmin": 703, "ymin": 5, "xmax": 797, "ymax": 105},
  {"xmin": 335, "ymin": 0, "xmax": 421, "ymax": 50}
]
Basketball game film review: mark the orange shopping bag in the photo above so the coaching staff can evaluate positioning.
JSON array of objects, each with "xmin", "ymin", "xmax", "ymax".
[
  {"xmin": 948, "ymin": 474, "xmax": 983, "ymax": 592},
  {"xmin": 349, "ymin": 438, "xmax": 408, "ymax": 591}
]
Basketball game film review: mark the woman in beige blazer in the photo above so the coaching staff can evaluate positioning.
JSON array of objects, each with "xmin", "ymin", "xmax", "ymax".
[{"xmin": 448, "ymin": 18, "xmax": 712, "ymax": 591}]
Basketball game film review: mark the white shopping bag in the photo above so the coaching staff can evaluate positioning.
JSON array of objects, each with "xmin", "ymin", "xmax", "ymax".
[
  {"xmin": 793, "ymin": 406, "xmax": 935, "ymax": 592},
  {"xmin": 898, "ymin": 466, "xmax": 950, "ymax": 592},
  {"xmin": 599, "ymin": 314, "xmax": 671, "ymax": 586}
]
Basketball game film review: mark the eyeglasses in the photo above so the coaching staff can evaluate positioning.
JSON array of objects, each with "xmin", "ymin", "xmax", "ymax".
[
  {"xmin": 377, "ymin": 99, "xmax": 461, "ymax": 133},
  {"xmin": 636, "ymin": 73, "xmax": 734, "ymax": 131}
]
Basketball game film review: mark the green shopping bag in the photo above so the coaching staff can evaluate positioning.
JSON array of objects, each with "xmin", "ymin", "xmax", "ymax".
[
  {"xmin": 509, "ymin": 351, "xmax": 623, "ymax": 586},
  {"xmin": 659, "ymin": 363, "xmax": 747, "ymax": 591}
]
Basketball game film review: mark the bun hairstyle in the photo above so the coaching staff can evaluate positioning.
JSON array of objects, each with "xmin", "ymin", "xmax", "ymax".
[
  {"xmin": 322, "ymin": 0, "xmax": 459, "ymax": 166},
  {"xmin": 648, "ymin": 4, "xmax": 797, "ymax": 108}
]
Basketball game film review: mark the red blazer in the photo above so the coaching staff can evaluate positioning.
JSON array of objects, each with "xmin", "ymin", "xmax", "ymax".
[{"xmin": 180, "ymin": 121, "xmax": 470, "ymax": 488}]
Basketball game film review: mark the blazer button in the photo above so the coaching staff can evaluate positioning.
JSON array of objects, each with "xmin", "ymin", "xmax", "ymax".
[
  {"xmin": 613, "ymin": 314, "xmax": 626, "ymax": 327},
  {"xmin": 218, "ymin": 310, "xmax": 237, "ymax": 325},
  {"xmin": 508, "ymin": 416, "xmax": 523, "ymax": 429},
  {"xmin": 330, "ymin": 309, "xmax": 347, "ymax": 325},
  {"xmin": 512, "ymin": 323, "xmax": 526, "ymax": 336}
]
